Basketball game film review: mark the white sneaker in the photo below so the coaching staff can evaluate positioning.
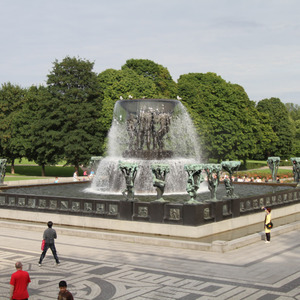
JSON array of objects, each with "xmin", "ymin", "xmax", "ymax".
[
  {"xmin": 38, "ymin": 263, "xmax": 42, "ymax": 267},
  {"xmin": 265, "ymin": 241, "xmax": 270, "ymax": 243}
]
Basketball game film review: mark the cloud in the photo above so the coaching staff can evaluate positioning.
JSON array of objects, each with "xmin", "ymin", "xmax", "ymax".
[{"xmin": 0, "ymin": 0, "xmax": 300, "ymax": 105}]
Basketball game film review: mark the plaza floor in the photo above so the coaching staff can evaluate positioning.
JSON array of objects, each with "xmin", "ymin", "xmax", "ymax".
[{"xmin": 0, "ymin": 219, "xmax": 300, "ymax": 300}]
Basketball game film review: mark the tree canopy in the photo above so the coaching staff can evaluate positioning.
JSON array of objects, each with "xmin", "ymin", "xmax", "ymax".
[
  {"xmin": 177, "ymin": 72, "xmax": 277, "ymax": 162},
  {"xmin": 46, "ymin": 56, "xmax": 104, "ymax": 170},
  {"xmin": 0, "ymin": 56, "xmax": 298, "ymax": 171},
  {"xmin": 285, "ymin": 103, "xmax": 300, "ymax": 156},
  {"xmin": 256, "ymin": 98, "xmax": 294, "ymax": 158},
  {"xmin": 121, "ymin": 59, "xmax": 178, "ymax": 98},
  {"xmin": 0, "ymin": 82, "xmax": 27, "ymax": 172}
]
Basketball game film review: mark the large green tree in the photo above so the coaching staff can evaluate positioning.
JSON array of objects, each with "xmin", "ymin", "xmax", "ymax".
[
  {"xmin": 257, "ymin": 98, "xmax": 294, "ymax": 159},
  {"xmin": 177, "ymin": 72, "xmax": 276, "ymax": 162},
  {"xmin": 47, "ymin": 56, "xmax": 103, "ymax": 170},
  {"xmin": 121, "ymin": 59, "xmax": 178, "ymax": 98},
  {"xmin": 16, "ymin": 86, "xmax": 63, "ymax": 176},
  {"xmin": 0, "ymin": 83, "xmax": 27, "ymax": 173}
]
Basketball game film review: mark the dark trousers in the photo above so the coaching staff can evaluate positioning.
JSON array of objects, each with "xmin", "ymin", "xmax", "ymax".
[
  {"xmin": 39, "ymin": 242, "xmax": 59, "ymax": 263},
  {"xmin": 266, "ymin": 232, "xmax": 270, "ymax": 241}
]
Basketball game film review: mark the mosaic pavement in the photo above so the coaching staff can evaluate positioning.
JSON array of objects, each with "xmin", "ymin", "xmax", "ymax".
[{"xmin": 1, "ymin": 224, "xmax": 300, "ymax": 299}]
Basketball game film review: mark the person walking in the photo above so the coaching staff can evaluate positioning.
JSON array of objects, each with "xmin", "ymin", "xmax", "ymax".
[
  {"xmin": 10, "ymin": 261, "xmax": 31, "ymax": 300},
  {"xmin": 57, "ymin": 280, "xmax": 74, "ymax": 300},
  {"xmin": 262, "ymin": 206, "xmax": 272, "ymax": 243},
  {"xmin": 39, "ymin": 221, "xmax": 60, "ymax": 266}
]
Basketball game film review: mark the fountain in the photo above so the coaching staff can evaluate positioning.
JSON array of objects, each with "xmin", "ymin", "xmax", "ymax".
[
  {"xmin": 184, "ymin": 164, "xmax": 205, "ymax": 204},
  {"xmin": 221, "ymin": 161, "xmax": 241, "ymax": 198},
  {"xmin": 267, "ymin": 157, "xmax": 280, "ymax": 182},
  {"xmin": 90, "ymin": 99, "xmax": 201, "ymax": 196},
  {"xmin": 291, "ymin": 158, "xmax": 300, "ymax": 186},
  {"xmin": 0, "ymin": 159, "xmax": 7, "ymax": 186}
]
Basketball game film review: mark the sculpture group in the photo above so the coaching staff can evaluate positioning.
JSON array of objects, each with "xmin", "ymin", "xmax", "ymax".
[
  {"xmin": 124, "ymin": 110, "xmax": 172, "ymax": 159},
  {"xmin": 119, "ymin": 160, "xmax": 231, "ymax": 203},
  {"xmin": 118, "ymin": 156, "xmax": 300, "ymax": 203},
  {"xmin": 0, "ymin": 159, "xmax": 7, "ymax": 185}
]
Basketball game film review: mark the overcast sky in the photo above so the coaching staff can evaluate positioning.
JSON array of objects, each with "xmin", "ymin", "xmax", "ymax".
[{"xmin": 1, "ymin": 0, "xmax": 300, "ymax": 105}]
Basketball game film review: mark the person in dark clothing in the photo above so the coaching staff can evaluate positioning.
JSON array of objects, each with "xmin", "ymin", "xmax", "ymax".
[
  {"xmin": 58, "ymin": 280, "xmax": 74, "ymax": 300},
  {"xmin": 39, "ymin": 221, "xmax": 60, "ymax": 266}
]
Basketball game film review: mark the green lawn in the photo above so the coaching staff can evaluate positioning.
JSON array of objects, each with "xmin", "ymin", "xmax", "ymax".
[
  {"xmin": 6, "ymin": 165, "xmax": 79, "ymax": 178},
  {"xmin": 4, "ymin": 176, "xmax": 46, "ymax": 181}
]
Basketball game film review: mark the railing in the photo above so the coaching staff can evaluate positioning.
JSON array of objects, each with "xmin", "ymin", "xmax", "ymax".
[{"xmin": 0, "ymin": 186, "xmax": 299, "ymax": 226}]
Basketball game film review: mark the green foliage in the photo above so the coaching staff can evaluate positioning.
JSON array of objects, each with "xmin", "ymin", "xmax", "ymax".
[
  {"xmin": 18, "ymin": 86, "xmax": 62, "ymax": 170},
  {"xmin": 285, "ymin": 103, "xmax": 300, "ymax": 156},
  {"xmin": 177, "ymin": 72, "xmax": 276, "ymax": 162},
  {"xmin": 257, "ymin": 98, "xmax": 294, "ymax": 158},
  {"xmin": 6, "ymin": 165, "xmax": 77, "ymax": 177},
  {"xmin": 122, "ymin": 59, "xmax": 178, "ymax": 98},
  {"xmin": 0, "ymin": 83, "xmax": 27, "ymax": 162},
  {"xmin": 47, "ymin": 56, "xmax": 104, "ymax": 169}
]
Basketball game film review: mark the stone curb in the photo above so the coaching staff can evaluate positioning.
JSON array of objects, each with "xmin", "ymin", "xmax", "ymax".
[{"xmin": 1, "ymin": 219, "xmax": 299, "ymax": 253}]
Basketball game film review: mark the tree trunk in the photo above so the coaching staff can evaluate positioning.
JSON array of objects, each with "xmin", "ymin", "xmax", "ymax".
[
  {"xmin": 11, "ymin": 159, "xmax": 15, "ymax": 174},
  {"xmin": 41, "ymin": 164, "xmax": 46, "ymax": 177}
]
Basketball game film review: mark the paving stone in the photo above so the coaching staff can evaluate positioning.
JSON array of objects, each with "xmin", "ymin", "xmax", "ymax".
[{"xmin": 0, "ymin": 221, "xmax": 300, "ymax": 299}]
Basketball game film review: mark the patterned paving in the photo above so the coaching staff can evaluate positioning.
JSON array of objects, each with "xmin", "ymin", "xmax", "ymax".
[{"xmin": 1, "ymin": 242, "xmax": 300, "ymax": 300}]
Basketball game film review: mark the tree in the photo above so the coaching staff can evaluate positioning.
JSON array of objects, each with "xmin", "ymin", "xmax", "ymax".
[
  {"xmin": 47, "ymin": 56, "xmax": 104, "ymax": 171},
  {"xmin": 285, "ymin": 103, "xmax": 300, "ymax": 156},
  {"xmin": 257, "ymin": 98, "xmax": 294, "ymax": 159},
  {"xmin": 177, "ymin": 72, "xmax": 276, "ymax": 162},
  {"xmin": 0, "ymin": 83, "xmax": 27, "ymax": 173},
  {"xmin": 16, "ymin": 86, "xmax": 63, "ymax": 176},
  {"xmin": 122, "ymin": 59, "xmax": 178, "ymax": 98}
]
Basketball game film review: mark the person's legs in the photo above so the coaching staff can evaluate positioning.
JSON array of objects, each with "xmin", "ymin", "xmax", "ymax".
[
  {"xmin": 39, "ymin": 243, "xmax": 49, "ymax": 264},
  {"xmin": 266, "ymin": 232, "xmax": 270, "ymax": 242},
  {"xmin": 49, "ymin": 243, "xmax": 60, "ymax": 263}
]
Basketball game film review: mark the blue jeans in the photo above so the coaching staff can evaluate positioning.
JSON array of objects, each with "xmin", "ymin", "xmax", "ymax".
[{"xmin": 39, "ymin": 242, "xmax": 60, "ymax": 264}]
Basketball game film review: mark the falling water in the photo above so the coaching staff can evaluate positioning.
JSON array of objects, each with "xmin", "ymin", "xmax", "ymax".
[{"xmin": 90, "ymin": 99, "xmax": 201, "ymax": 195}]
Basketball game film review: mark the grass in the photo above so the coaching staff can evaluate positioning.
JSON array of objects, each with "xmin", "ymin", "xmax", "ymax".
[
  {"xmin": 6, "ymin": 165, "xmax": 80, "ymax": 178},
  {"xmin": 12, "ymin": 158, "xmax": 67, "ymax": 165},
  {"xmin": 4, "ymin": 176, "xmax": 45, "ymax": 181}
]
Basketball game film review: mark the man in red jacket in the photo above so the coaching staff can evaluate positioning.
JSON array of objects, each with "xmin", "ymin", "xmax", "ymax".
[{"xmin": 10, "ymin": 261, "xmax": 31, "ymax": 300}]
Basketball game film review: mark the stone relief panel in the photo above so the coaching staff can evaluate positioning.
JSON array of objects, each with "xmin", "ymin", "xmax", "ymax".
[
  {"xmin": 84, "ymin": 202, "xmax": 92, "ymax": 212},
  {"xmin": 246, "ymin": 200, "xmax": 251, "ymax": 210},
  {"xmin": 108, "ymin": 204, "xmax": 118, "ymax": 215},
  {"xmin": 0, "ymin": 196, "xmax": 5, "ymax": 205},
  {"xmin": 50, "ymin": 200, "xmax": 57, "ymax": 209},
  {"xmin": 169, "ymin": 208, "xmax": 180, "ymax": 220},
  {"xmin": 28, "ymin": 198, "xmax": 36, "ymax": 208},
  {"xmin": 253, "ymin": 199, "xmax": 259, "ymax": 209},
  {"xmin": 204, "ymin": 208, "xmax": 210, "ymax": 219},
  {"xmin": 72, "ymin": 201, "xmax": 80, "ymax": 211},
  {"xmin": 18, "ymin": 198, "xmax": 25, "ymax": 206},
  {"xmin": 61, "ymin": 200, "xmax": 69, "ymax": 210},
  {"xmin": 38, "ymin": 199, "xmax": 46, "ymax": 208},
  {"xmin": 138, "ymin": 206, "xmax": 148, "ymax": 218},
  {"xmin": 8, "ymin": 197, "xmax": 15, "ymax": 206},
  {"xmin": 96, "ymin": 203, "xmax": 105, "ymax": 214}
]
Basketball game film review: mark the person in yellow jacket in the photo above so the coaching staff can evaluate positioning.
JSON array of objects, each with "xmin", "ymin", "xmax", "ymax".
[{"xmin": 262, "ymin": 206, "xmax": 272, "ymax": 243}]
